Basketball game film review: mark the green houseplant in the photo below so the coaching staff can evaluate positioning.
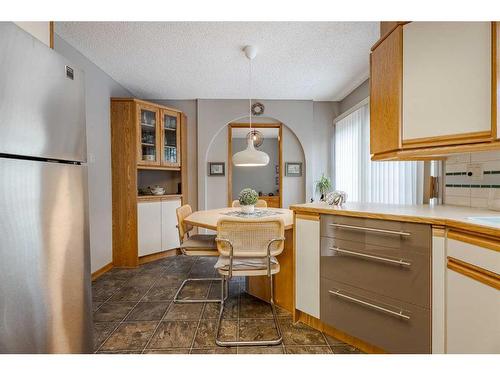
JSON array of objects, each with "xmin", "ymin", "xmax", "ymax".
[
  {"xmin": 239, "ymin": 188, "xmax": 258, "ymax": 213},
  {"xmin": 315, "ymin": 174, "xmax": 332, "ymax": 201}
]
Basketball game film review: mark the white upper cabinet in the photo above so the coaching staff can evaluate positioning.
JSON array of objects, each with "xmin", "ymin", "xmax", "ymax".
[{"xmin": 402, "ymin": 22, "xmax": 492, "ymax": 144}]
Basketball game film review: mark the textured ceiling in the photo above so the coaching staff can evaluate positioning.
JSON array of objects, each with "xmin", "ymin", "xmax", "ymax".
[{"xmin": 55, "ymin": 22, "xmax": 379, "ymax": 101}]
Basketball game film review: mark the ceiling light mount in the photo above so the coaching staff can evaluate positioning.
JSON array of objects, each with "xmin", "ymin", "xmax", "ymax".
[{"xmin": 243, "ymin": 45, "xmax": 258, "ymax": 60}]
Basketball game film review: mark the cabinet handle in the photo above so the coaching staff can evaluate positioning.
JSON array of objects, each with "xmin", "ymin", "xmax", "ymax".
[
  {"xmin": 330, "ymin": 247, "xmax": 411, "ymax": 267},
  {"xmin": 329, "ymin": 223, "xmax": 411, "ymax": 236},
  {"xmin": 329, "ymin": 289, "xmax": 411, "ymax": 320}
]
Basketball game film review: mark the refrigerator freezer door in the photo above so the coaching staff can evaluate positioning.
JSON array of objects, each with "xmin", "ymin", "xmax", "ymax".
[
  {"xmin": 0, "ymin": 22, "xmax": 86, "ymax": 162},
  {"xmin": 0, "ymin": 158, "xmax": 92, "ymax": 353}
]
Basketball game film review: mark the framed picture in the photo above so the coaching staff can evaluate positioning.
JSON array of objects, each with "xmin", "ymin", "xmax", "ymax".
[
  {"xmin": 208, "ymin": 162, "xmax": 225, "ymax": 176},
  {"xmin": 285, "ymin": 162, "xmax": 302, "ymax": 177}
]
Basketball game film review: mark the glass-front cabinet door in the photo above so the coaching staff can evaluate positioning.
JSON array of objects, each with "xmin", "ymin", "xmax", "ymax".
[
  {"xmin": 137, "ymin": 104, "xmax": 160, "ymax": 165},
  {"xmin": 161, "ymin": 109, "xmax": 181, "ymax": 167}
]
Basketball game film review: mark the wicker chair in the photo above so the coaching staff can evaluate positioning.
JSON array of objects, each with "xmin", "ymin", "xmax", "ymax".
[
  {"xmin": 214, "ymin": 217, "xmax": 285, "ymax": 347},
  {"xmin": 173, "ymin": 204, "xmax": 223, "ymax": 304},
  {"xmin": 231, "ymin": 199, "xmax": 267, "ymax": 208}
]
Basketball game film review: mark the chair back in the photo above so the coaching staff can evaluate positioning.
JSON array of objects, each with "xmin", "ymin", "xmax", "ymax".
[
  {"xmin": 231, "ymin": 199, "xmax": 267, "ymax": 208},
  {"xmin": 176, "ymin": 204, "xmax": 194, "ymax": 243},
  {"xmin": 216, "ymin": 217, "xmax": 285, "ymax": 258}
]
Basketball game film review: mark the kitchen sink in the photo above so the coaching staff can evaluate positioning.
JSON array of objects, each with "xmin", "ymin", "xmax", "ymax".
[{"xmin": 466, "ymin": 216, "xmax": 500, "ymax": 226}]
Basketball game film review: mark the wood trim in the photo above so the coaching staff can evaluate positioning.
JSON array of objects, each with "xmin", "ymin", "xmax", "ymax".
[
  {"xmin": 493, "ymin": 21, "xmax": 499, "ymax": 139},
  {"xmin": 91, "ymin": 262, "xmax": 113, "ymax": 281},
  {"xmin": 402, "ymin": 131, "xmax": 493, "ymax": 149},
  {"xmin": 138, "ymin": 248, "xmax": 180, "ymax": 265},
  {"xmin": 295, "ymin": 310, "xmax": 385, "ymax": 354},
  {"xmin": 111, "ymin": 97, "xmax": 181, "ymax": 113},
  {"xmin": 137, "ymin": 194, "xmax": 182, "ymax": 202},
  {"xmin": 372, "ymin": 140, "xmax": 500, "ymax": 161},
  {"xmin": 49, "ymin": 21, "xmax": 54, "ymax": 49},
  {"xmin": 227, "ymin": 123, "xmax": 283, "ymax": 207},
  {"xmin": 227, "ymin": 125, "xmax": 233, "ymax": 207},
  {"xmin": 432, "ymin": 226, "xmax": 446, "ymax": 238},
  {"xmin": 295, "ymin": 212, "xmax": 320, "ymax": 221},
  {"xmin": 371, "ymin": 22, "xmax": 410, "ymax": 51},
  {"xmin": 136, "ymin": 165, "xmax": 180, "ymax": 171},
  {"xmin": 447, "ymin": 230, "xmax": 500, "ymax": 252},
  {"xmin": 447, "ymin": 257, "xmax": 500, "ymax": 290}
]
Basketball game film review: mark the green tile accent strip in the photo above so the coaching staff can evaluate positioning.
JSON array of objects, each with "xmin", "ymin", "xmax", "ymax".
[
  {"xmin": 446, "ymin": 184, "xmax": 500, "ymax": 188},
  {"xmin": 445, "ymin": 172, "xmax": 467, "ymax": 176}
]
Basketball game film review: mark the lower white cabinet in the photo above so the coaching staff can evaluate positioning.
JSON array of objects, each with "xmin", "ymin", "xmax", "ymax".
[
  {"xmin": 138, "ymin": 198, "xmax": 181, "ymax": 257},
  {"xmin": 446, "ymin": 236, "xmax": 500, "ymax": 354},
  {"xmin": 295, "ymin": 215, "xmax": 320, "ymax": 318}
]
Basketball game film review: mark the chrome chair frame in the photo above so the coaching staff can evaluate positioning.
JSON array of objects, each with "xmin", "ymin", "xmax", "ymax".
[
  {"xmin": 214, "ymin": 237, "xmax": 285, "ymax": 347},
  {"xmin": 173, "ymin": 224, "xmax": 224, "ymax": 304}
]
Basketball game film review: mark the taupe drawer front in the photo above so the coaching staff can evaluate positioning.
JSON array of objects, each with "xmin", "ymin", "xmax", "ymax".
[
  {"xmin": 321, "ymin": 279, "xmax": 431, "ymax": 354},
  {"xmin": 320, "ymin": 215, "xmax": 431, "ymax": 253},
  {"xmin": 320, "ymin": 237, "xmax": 430, "ymax": 307}
]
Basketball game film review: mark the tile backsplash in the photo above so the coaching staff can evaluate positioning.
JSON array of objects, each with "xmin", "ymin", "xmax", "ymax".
[{"xmin": 444, "ymin": 151, "xmax": 500, "ymax": 210}]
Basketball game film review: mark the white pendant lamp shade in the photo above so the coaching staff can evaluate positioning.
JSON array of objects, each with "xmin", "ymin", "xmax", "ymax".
[
  {"xmin": 233, "ymin": 137, "xmax": 270, "ymax": 167},
  {"xmin": 231, "ymin": 45, "xmax": 270, "ymax": 167}
]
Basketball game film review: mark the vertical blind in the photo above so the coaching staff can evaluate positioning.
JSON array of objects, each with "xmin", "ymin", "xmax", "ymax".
[{"xmin": 334, "ymin": 103, "xmax": 424, "ymax": 204}]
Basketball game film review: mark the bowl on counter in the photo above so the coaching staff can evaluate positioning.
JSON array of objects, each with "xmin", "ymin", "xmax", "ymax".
[{"xmin": 150, "ymin": 186, "xmax": 166, "ymax": 195}]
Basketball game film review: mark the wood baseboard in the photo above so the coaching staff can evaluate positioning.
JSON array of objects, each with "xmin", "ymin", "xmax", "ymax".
[
  {"xmin": 91, "ymin": 262, "xmax": 113, "ymax": 281},
  {"xmin": 295, "ymin": 310, "xmax": 385, "ymax": 354},
  {"xmin": 138, "ymin": 248, "xmax": 180, "ymax": 265}
]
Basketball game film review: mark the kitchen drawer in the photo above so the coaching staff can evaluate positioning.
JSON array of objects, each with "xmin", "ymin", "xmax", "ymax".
[
  {"xmin": 320, "ymin": 215, "xmax": 431, "ymax": 253},
  {"xmin": 321, "ymin": 278, "xmax": 431, "ymax": 353},
  {"xmin": 320, "ymin": 237, "xmax": 430, "ymax": 307}
]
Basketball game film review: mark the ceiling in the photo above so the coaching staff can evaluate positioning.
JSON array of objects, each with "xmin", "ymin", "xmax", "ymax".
[{"xmin": 55, "ymin": 22, "xmax": 379, "ymax": 101}]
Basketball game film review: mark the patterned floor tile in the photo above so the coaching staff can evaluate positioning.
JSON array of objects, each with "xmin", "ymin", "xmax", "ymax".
[
  {"xmin": 125, "ymin": 302, "xmax": 170, "ymax": 321},
  {"xmin": 146, "ymin": 321, "xmax": 198, "ymax": 349},
  {"xmin": 100, "ymin": 321, "xmax": 157, "ymax": 351}
]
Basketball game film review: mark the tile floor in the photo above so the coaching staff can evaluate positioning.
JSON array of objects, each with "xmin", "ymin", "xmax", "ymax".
[{"xmin": 92, "ymin": 255, "xmax": 363, "ymax": 354}]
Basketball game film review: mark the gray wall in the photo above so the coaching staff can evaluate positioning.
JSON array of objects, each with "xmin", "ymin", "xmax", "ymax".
[
  {"xmin": 339, "ymin": 79, "xmax": 369, "ymax": 114},
  {"xmin": 232, "ymin": 138, "xmax": 279, "ymax": 198},
  {"xmin": 151, "ymin": 99, "xmax": 198, "ymax": 210},
  {"xmin": 54, "ymin": 34, "xmax": 132, "ymax": 273}
]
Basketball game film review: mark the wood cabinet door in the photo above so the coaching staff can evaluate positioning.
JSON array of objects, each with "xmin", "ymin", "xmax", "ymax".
[
  {"xmin": 402, "ymin": 22, "xmax": 493, "ymax": 147},
  {"xmin": 161, "ymin": 199, "xmax": 181, "ymax": 251},
  {"xmin": 370, "ymin": 26, "xmax": 403, "ymax": 156},
  {"xmin": 137, "ymin": 201, "xmax": 162, "ymax": 257},
  {"xmin": 160, "ymin": 109, "xmax": 181, "ymax": 168},
  {"xmin": 137, "ymin": 103, "xmax": 161, "ymax": 166}
]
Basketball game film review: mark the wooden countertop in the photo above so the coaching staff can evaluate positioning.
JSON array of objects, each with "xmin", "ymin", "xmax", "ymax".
[
  {"xmin": 137, "ymin": 194, "xmax": 182, "ymax": 202},
  {"xmin": 290, "ymin": 202, "xmax": 500, "ymax": 238},
  {"xmin": 185, "ymin": 207, "xmax": 294, "ymax": 231}
]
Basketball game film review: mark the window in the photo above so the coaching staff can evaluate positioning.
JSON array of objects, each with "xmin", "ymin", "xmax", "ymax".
[{"xmin": 333, "ymin": 103, "xmax": 424, "ymax": 204}]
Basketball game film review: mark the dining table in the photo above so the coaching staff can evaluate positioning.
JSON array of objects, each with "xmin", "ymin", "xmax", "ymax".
[{"xmin": 184, "ymin": 207, "xmax": 295, "ymax": 314}]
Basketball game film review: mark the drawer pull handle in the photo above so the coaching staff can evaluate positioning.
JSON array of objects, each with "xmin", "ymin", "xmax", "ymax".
[
  {"xmin": 329, "ymin": 223, "xmax": 411, "ymax": 236},
  {"xmin": 330, "ymin": 247, "xmax": 411, "ymax": 267},
  {"xmin": 329, "ymin": 289, "xmax": 411, "ymax": 320}
]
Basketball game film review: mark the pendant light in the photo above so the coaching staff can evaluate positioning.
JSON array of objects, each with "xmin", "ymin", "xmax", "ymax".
[{"xmin": 232, "ymin": 46, "xmax": 270, "ymax": 167}]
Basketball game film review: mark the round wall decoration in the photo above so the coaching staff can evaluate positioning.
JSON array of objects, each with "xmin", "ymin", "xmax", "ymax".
[{"xmin": 251, "ymin": 102, "xmax": 265, "ymax": 116}]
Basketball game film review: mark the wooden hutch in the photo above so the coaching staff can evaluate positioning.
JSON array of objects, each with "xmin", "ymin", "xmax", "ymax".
[{"xmin": 111, "ymin": 98, "xmax": 188, "ymax": 267}]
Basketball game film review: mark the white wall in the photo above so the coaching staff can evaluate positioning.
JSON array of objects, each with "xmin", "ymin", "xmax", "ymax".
[
  {"xmin": 14, "ymin": 22, "xmax": 51, "ymax": 47},
  {"xmin": 54, "ymin": 34, "xmax": 132, "ymax": 273},
  {"xmin": 198, "ymin": 99, "xmax": 337, "ymax": 210}
]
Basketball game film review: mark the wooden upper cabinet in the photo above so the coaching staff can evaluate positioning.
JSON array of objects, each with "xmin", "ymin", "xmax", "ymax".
[
  {"xmin": 370, "ymin": 22, "xmax": 499, "ymax": 160},
  {"xmin": 160, "ymin": 109, "xmax": 181, "ymax": 168},
  {"xmin": 370, "ymin": 25, "xmax": 403, "ymax": 156},
  {"xmin": 137, "ymin": 103, "xmax": 161, "ymax": 166}
]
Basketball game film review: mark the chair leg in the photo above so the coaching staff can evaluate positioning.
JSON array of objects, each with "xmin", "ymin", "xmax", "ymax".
[
  {"xmin": 215, "ymin": 274, "xmax": 283, "ymax": 347},
  {"xmin": 173, "ymin": 277, "xmax": 224, "ymax": 304}
]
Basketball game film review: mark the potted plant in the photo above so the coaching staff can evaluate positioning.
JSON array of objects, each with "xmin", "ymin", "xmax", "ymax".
[
  {"xmin": 238, "ymin": 188, "xmax": 258, "ymax": 213},
  {"xmin": 315, "ymin": 174, "xmax": 332, "ymax": 202}
]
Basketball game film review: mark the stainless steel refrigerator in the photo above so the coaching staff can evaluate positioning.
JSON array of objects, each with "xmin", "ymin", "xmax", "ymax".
[{"xmin": 0, "ymin": 22, "xmax": 92, "ymax": 353}]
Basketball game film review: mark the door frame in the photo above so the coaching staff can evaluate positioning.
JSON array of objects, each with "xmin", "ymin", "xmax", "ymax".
[{"xmin": 227, "ymin": 123, "xmax": 283, "ymax": 208}]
